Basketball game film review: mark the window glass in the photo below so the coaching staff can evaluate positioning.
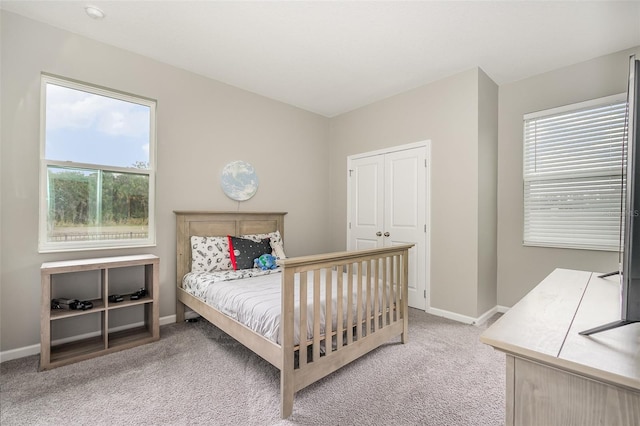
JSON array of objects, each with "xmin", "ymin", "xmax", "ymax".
[
  {"xmin": 40, "ymin": 75, "xmax": 156, "ymax": 252},
  {"xmin": 45, "ymin": 84, "xmax": 150, "ymax": 168}
]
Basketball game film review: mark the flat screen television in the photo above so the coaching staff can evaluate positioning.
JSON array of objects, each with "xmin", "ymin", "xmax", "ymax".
[{"xmin": 580, "ymin": 55, "xmax": 640, "ymax": 335}]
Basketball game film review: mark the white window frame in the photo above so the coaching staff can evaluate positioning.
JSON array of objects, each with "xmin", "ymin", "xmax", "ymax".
[
  {"xmin": 39, "ymin": 74, "xmax": 157, "ymax": 253},
  {"xmin": 523, "ymin": 93, "xmax": 627, "ymax": 251}
]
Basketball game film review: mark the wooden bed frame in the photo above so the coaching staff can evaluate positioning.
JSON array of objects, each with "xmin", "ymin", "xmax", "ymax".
[{"xmin": 175, "ymin": 211, "xmax": 413, "ymax": 418}]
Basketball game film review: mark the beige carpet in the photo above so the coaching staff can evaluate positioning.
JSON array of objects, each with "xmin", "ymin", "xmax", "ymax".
[{"xmin": 1, "ymin": 309, "xmax": 505, "ymax": 425}]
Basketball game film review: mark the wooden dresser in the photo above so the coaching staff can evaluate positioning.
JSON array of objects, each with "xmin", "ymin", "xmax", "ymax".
[{"xmin": 481, "ymin": 268, "xmax": 640, "ymax": 426}]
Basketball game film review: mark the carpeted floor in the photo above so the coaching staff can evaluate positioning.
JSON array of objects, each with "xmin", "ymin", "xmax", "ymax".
[{"xmin": 0, "ymin": 309, "xmax": 505, "ymax": 425}]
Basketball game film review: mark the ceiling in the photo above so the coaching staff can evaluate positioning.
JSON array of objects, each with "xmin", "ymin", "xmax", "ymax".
[{"xmin": 2, "ymin": 1, "xmax": 640, "ymax": 117}]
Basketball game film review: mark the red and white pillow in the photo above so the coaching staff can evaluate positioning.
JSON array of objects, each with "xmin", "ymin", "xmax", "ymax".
[{"xmin": 190, "ymin": 236, "xmax": 232, "ymax": 272}]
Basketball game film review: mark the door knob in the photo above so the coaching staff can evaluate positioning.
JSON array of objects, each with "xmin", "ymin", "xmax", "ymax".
[
  {"xmin": 376, "ymin": 231, "xmax": 382, "ymax": 237},
  {"xmin": 384, "ymin": 232, "xmax": 390, "ymax": 237}
]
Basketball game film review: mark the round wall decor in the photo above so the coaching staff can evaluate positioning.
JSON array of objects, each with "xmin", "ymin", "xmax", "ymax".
[{"xmin": 220, "ymin": 160, "xmax": 259, "ymax": 201}]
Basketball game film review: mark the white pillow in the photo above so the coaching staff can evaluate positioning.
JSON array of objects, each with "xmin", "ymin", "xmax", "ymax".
[
  {"xmin": 241, "ymin": 230, "xmax": 287, "ymax": 259},
  {"xmin": 190, "ymin": 236, "xmax": 233, "ymax": 272},
  {"xmin": 271, "ymin": 240, "xmax": 287, "ymax": 260}
]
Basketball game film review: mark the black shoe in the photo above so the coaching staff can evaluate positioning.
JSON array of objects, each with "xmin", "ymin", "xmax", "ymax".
[{"xmin": 130, "ymin": 288, "xmax": 148, "ymax": 300}]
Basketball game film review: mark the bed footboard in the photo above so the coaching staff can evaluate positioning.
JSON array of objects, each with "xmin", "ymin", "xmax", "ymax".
[
  {"xmin": 174, "ymin": 210, "xmax": 413, "ymax": 419},
  {"xmin": 278, "ymin": 244, "xmax": 413, "ymax": 418}
]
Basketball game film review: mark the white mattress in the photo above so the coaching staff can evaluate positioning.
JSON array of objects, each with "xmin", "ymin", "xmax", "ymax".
[{"xmin": 182, "ymin": 268, "xmax": 391, "ymax": 346}]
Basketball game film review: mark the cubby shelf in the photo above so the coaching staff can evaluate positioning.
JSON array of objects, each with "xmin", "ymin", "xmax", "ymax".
[{"xmin": 40, "ymin": 254, "xmax": 159, "ymax": 370}]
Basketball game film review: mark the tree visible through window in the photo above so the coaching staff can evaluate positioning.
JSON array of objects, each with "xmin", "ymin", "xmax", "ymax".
[{"xmin": 39, "ymin": 75, "xmax": 156, "ymax": 252}]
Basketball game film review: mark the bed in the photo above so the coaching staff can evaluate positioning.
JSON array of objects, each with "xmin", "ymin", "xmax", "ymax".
[{"xmin": 175, "ymin": 211, "xmax": 413, "ymax": 418}]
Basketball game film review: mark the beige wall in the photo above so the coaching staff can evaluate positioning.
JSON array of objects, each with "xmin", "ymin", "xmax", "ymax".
[
  {"xmin": 3, "ymin": 9, "xmax": 636, "ymax": 355},
  {"xmin": 477, "ymin": 70, "xmax": 499, "ymax": 315},
  {"xmin": 328, "ymin": 68, "xmax": 497, "ymax": 318},
  {"xmin": 497, "ymin": 46, "xmax": 640, "ymax": 307},
  {"xmin": 0, "ymin": 12, "xmax": 330, "ymax": 352}
]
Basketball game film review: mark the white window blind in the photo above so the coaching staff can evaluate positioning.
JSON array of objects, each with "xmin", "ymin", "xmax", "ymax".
[{"xmin": 523, "ymin": 94, "xmax": 627, "ymax": 251}]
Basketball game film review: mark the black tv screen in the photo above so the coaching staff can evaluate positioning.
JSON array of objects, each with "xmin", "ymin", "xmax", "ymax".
[
  {"xmin": 581, "ymin": 55, "xmax": 640, "ymax": 335},
  {"xmin": 623, "ymin": 56, "xmax": 640, "ymax": 323}
]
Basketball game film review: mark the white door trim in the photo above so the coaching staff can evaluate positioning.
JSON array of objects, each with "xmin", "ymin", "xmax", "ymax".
[
  {"xmin": 348, "ymin": 140, "xmax": 429, "ymax": 160},
  {"xmin": 347, "ymin": 140, "xmax": 431, "ymax": 311}
]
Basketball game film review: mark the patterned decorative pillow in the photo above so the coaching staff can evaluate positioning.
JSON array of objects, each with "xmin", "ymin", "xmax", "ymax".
[
  {"xmin": 241, "ymin": 230, "xmax": 287, "ymax": 259},
  {"xmin": 228, "ymin": 236, "xmax": 272, "ymax": 270},
  {"xmin": 190, "ymin": 236, "xmax": 233, "ymax": 272},
  {"xmin": 271, "ymin": 240, "xmax": 286, "ymax": 260}
]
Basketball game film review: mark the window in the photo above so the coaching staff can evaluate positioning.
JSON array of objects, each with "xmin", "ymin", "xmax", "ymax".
[
  {"xmin": 523, "ymin": 94, "xmax": 627, "ymax": 251},
  {"xmin": 39, "ymin": 75, "xmax": 156, "ymax": 252}
]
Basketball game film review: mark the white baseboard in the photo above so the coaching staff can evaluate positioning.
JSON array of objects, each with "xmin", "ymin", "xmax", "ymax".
[
  {"xmin": 0, "ymin": 344, "xmax": 41, "ymax": 364},
  {"xmin": 160, "ymin": 314, "xmax": 179, "ymax": 325},
  {"xmin": 0, "ymin": 314, "xmax": 179, "ymax": 364},
  {"xmin": 426, "ymin": 305, "xmax": 509, "ymax": 326},
  {"xmin": 496, "ymin": 305, "xmax": 510, "ymax": 314},
  {"xmin": 427, "ymin": 307, "xmax": 477, "ymax": 324}
]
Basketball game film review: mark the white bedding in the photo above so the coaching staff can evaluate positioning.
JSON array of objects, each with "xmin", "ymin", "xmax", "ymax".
[{"xmin": 182, "ymin": 268, "xmax": 392, "ymax": 346}]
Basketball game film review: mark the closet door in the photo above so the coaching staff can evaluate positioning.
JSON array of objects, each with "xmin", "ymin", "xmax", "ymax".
[
  {"xmin": 349, "ymin": 154, "xmax": 384, "ymax": 251},
  {"xmin": 384, "ymin": 148, "xmax": 426, "ymax": 309},
  {"xmin": 348, "ymin": 144, "xmax": 428, "ymax": 310}
]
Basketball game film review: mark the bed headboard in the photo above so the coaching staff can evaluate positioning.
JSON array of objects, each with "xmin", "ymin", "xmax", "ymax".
[{"xmin": 174, "ymin": 211, "xmax": 287, "ymax": 285}]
